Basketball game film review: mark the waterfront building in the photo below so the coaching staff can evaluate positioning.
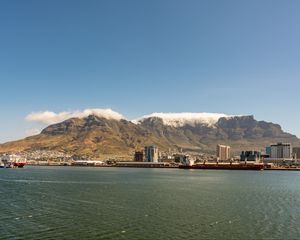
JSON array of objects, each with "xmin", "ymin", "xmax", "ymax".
[
  {"xmin": 216, "ymin": 144, "xmax": 230, "ymax": 161},
  {"xmin": 292, "ymin": 147, "xmax": 300, "ymax": 159},
  {"xmin": 174, "ymin": 154, "xmax": 194, "ymax": 166},
  {"xmin": 160, "ymin": 154, "xmax": 175, "ymax": 163},
  {"xmin": 265, "ymin": 146, "xmax": 271, "ymax": 156},
  {"xmin": 270, "ymin": 143, "xmax": 292, "ymax": 159},
  {"xmin": 262, "ymin": 158, "xmax": 298, "ymax": 166},
  {"xmin": 134, "ymin": 151, "xmax": 144, "ymax": 162},
  {"xmin": 72, "ymin": 160, "xmax": 104, "ymax": 166},
  {"xmin": 174, "ymin": 154, "xmax": 184, "ymax": 163},
  {"xmin": 144, "ymin": 146, "xmax": 159, "ymax": 162},
  {"xmin": 240, "ymin": 151, "xmax": 261, "ymax": 162}
]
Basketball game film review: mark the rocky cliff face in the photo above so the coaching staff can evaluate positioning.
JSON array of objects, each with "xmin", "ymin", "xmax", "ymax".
[
  {"xmin": 137, "ymin": 115, "xmax": 298, "ymax": 152},
  {"xmin": 0, "ymin": 114, "xmax": 298, "ymax": 159}
]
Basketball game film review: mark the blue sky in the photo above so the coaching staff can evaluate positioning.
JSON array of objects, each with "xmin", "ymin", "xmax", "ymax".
[{"xmin": 0, "ymin": 0, "xmax": 300, "ymax": 142}]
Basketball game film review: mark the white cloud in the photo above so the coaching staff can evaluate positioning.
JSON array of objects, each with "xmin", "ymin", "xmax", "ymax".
[
  {"xmin": 133, "ymin": 112, "xmax": 237, "ymax": 127},
  {"xmin": 25, "ymin": 128, "xmax": 41, "ymax": 136},
  {"xmin": 25, "ymin": 108, "xmax": 242, "ymax": 128},
  {"xmin": 25, "ymin": 108, "xmax": 125, "ymax": 125}
]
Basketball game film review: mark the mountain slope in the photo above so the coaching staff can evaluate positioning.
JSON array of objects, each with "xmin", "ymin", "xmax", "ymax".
[
  {"xmin": 0, "ymin": 114, "xmax": 299, "ymax": 159},
  {"xmin": 138, "ymin": 115, "xmax": 299, "ymax": 152}
]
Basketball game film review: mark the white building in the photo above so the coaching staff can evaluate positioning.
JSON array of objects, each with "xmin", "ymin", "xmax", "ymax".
[
  {"xmin": 216, "ymin": 144, "xmax": 231, "ymax": 161},
  {"xmin": 72, "ymin": 160, "xmax": 104, "ymax": 166},
  {"xmin": 270, "ymin": 143, "xmax": 292, "ymax": 159}
]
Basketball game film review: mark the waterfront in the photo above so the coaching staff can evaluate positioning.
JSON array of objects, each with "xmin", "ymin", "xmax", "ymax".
[{"xmin": 1, "ymin": 167, "xmax": 300, "ymax": 239}]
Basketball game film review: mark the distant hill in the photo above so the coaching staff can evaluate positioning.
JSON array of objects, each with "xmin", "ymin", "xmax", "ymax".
[{"xmin": 0, "ymin": 114, "xmax": 299, "ymax": 160}]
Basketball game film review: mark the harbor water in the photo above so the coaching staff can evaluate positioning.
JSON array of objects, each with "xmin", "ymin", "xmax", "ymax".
[{"xmin": 1, "ymin": 166, "xmax": 300, "ymax": 239}]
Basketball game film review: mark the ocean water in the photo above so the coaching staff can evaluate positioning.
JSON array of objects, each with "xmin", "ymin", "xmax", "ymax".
[{"xmin": 0, "ymin": 166, "xmax": 300, "ymax": 240}]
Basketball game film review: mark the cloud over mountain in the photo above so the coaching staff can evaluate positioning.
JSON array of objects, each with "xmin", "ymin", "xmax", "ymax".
[
  {"xmin": 25, "ymin": 109, "xmax": 125, "ymax": 125},
  {"xmin": 133, "ymin": 112, "xmax": 237, "ymax": 127},
  {"xmin": 25, "ymin": 108, "xmax": 244, "ymax": 128},
  {"xmin": 25, "ymin": 128, "xmax": 41, "ymax": 137}
]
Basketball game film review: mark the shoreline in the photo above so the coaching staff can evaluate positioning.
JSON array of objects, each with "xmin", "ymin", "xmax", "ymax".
[{"xmin": 22, "ymin": 164, "xmax": 300, "ymax": 171}]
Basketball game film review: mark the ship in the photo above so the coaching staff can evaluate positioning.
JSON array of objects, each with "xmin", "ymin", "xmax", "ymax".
[
  {"xmin": 0, "ymin": 161, "xmax": 25, "ymax": 168},
  {"xmin": 12, "ymin": 162, "xmax": 26, "ymax": 168},
  {"xmin": 0, "ymin": 158, "xmax": 10, "ymax": 168},
  {"xmin": 0, "ymin": 154, "xmax": 26, "ymax": 168},
  {"xmin": 179, "ymin": 162, "xmax": 264, "ymax": 170}
]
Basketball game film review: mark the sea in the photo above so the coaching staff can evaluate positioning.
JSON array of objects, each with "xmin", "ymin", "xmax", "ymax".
[{"xmin": 1, "ymin": 166, "xmax": 300, "ymax": 240}]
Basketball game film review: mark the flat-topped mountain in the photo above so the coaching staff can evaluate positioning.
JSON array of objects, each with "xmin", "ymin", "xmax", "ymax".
[{"xmin": 0, "ymin": 113, "xmax": 299, "ymax": 159}]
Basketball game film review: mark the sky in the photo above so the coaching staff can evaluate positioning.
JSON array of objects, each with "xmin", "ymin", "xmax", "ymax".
[{"xmin": 0, "ymin": 0, "xmax": 300, "ymax": 143}]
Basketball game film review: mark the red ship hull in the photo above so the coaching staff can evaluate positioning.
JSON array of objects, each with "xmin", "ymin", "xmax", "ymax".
[
  {"xmin": 13, "ymin": 162, "xmax": 26, "ymax": 168},
  {"xmin": 180, "ymin": 163, "xmax": 264, "ymax": 170}
]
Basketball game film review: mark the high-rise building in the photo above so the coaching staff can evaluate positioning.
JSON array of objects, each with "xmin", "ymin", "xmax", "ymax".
[
  {"xmin": 240, "ymin": 151, "xmax": 261, "ymax": 162},
  {"xmin": 134, "ymin": 151, "xmax": 144, "ymax": 162},
  {"xmin": 292, "ymin": 147, "xmax": 300, "ymax": 159},
  {"xmin": 216, "ymin": 145, "xmax": 230, "ymax": 161},
  {"xmin": 144, "ymin": 146, "xmax": 159, "ymax": 162},
  {"xmin": 265, "ymin": 146, "xmax": 271, "ymax": 156},
  {"xmin": 270, "ymin": 143, "xmax": 292, "ymax": 159}
]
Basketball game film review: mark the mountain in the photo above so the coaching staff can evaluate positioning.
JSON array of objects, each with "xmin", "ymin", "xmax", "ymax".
[
  {"xmin": 137, "ymin": 115, "xmax": 300, "ymax": 153},
  {"xmin": 0, "ymin": 114, "xmax": 299, "ymax": 160}
]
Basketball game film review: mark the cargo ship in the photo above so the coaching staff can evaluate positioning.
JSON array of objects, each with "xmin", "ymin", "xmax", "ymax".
[
  {"xmin": 0, "ymin": 161, "xmax": 25, "ymax": 168},
  {"xmin": 12, "ymin": 162, "xmax": 26, "ymax": 168},
  {"xmin": 179, "ymin": 162, "xmax": 264, "ymax": 170},
  {"xmin": 0, "ymin": 155, "xmax": 27, "ymax": 168}
]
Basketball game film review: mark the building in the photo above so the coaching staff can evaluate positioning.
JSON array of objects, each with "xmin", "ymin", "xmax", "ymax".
[
  {"xmin": 265, "ymin": 146, "xmax": 271, "ymax": 156},
  {"xmin": 0, "ymin": 154, "xmax": 24, "ymax": 163},
  {"xmin": 72, "ymin": 160, "xmax": 104, "ymax": 166},
  {"xmin": 270, "ymin": 143, "xmax": 292, "ymax": 159},
  {"xmin": 144, "ymin": 146, "xmax": 159, "ymax": 162},
  {"xmin": 240, "ymin": 151, "xmax": 261, "ymax": 162},
  {"xmin": 263, "ymin": 158, "xmax": 298, "ymax": 166},
  {"xmin": 134, "ymin": 151, "xmax": 144, "ymax": 162},
  {"xmin": 174, "ymin": 154, "xmax": 194, "ymax": 166},
  {"xmin": 216, "ymin": 145, "xmax": 230, "ymax": 161},
  {"xmin": 159, "ymin": 154, "xmax": 175, "ymax": 163},
  {"xmin": 292, "ymin": 147, "xmax": 300, "ymax": 159}
]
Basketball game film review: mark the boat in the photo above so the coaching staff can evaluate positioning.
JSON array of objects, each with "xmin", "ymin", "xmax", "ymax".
[
  {"xmin": 0, "ymin": 161, "xmax": 12, "ymax": 168},
  {"xmin": 12, "ymin": 162, "xmax": 26, "ymax": 168},
  {"xmin": 10, "ymin": 155, "xmax": 26, "ymax": 168},
  {"xmin": 1, "ymin": 154, "xmax": 26, "ymax": 168},
  {"xmin": 179, "ymin": 162, "xmax": 264, "ymax": 170}
]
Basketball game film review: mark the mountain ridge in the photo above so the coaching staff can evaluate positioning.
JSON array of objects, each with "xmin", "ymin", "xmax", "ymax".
[{"xmin": 0, "ymin": 114, "xmax": 299, "ymax": 160}]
